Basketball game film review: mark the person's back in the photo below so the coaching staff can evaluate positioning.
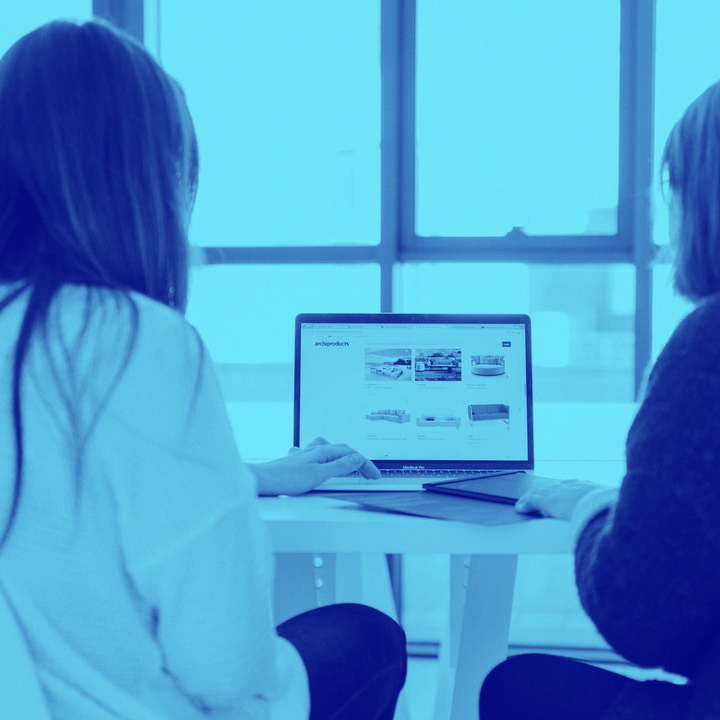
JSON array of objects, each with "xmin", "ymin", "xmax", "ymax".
[
  {"xmin": 479, "ymin": 77, "xmax": 720, "ymax": 720},
  {"xmin": 0, "ymin": 19, "xmax": 406, "ymax": 720},
  {"xmin": 0, "ymin": 284, "xmax": 310, "ymax": 718}
]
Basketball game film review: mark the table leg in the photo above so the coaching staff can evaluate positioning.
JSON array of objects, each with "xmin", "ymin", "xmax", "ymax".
[
  {"xmin": 273, "ymin": 553, "xmax": 318, "ymax": 625},
  {"xmin": 440, "ymin": 554, "xmax": 518, "ymax": 720},
  {"xmin": 273, "ymin": 553, "xmax": 401, "ymax": 621},
  {"xmin": 334, "ymin": 553, "xmax": 400, "ymax": 621},
  {"xmin": 274, "ymin": 553, "xmax": 410, "ymax": 718},
  {"xmin": 323, "ymin": 553, "xmax": 410, "ymax": 720}
]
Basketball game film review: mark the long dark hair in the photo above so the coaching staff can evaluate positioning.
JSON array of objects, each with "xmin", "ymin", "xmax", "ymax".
[{"xmin": 0, "ymin": 20, "xmax": 199, "ymax": 546}]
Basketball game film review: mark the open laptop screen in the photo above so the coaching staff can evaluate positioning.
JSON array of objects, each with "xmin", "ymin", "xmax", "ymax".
[{"xmin": 294, "ymin": 314, "xmax": 534, "ymax": 471}]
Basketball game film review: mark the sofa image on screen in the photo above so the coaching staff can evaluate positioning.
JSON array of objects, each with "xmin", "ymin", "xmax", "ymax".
[
  {"xmin": 365, "ymin": 409, "xmax": 410, "ymax": 423},
  {"xmin": 471, "ymin": 355, "xmax": 505, "ymax": 376},
  {"xmin": 416, "ymin": 415, "xmax": 461, "ymax": 429},
  {"xmin": 468, "ymin": 403, "xmax": 510, "ymax": 425},
  {"xmin": 370, "ymin": 366, "xmax": 404, "ymax": 379}
]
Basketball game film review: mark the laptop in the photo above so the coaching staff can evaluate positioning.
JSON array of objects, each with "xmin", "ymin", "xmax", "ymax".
[{"xmin": 294, "ymin": 313, "xmax": 538, "ymax": 492}]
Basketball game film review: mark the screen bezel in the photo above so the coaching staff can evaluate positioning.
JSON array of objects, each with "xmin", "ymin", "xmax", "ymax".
[{"xmin": 294, "ymin": 313, "xmax": 534, "ymax": 471}]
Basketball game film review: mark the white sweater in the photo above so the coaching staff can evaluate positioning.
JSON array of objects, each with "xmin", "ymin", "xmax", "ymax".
[{"xmin": 0, "ymin": 284, "xmax": 309, "ymax": 719}]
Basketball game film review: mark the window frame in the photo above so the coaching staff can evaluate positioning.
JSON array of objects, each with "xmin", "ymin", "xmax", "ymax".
[{"xmin": 98, "ymin": 0, "xmax": 657, "ymax": 398}]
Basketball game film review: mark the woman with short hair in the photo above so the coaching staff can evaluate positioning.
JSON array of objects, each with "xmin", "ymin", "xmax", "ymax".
[{"xmin": 479, "ymin": 80, "xmax": 720, "ymax": 720}]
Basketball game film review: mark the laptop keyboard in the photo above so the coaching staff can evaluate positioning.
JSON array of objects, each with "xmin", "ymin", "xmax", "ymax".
[{"xmin": 379, "ymin": 468, "xmax": 504, "ymax": 478}]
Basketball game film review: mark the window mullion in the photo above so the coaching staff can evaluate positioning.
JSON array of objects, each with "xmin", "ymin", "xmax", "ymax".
[
  {"xmin": 620, "ymin": 0, "xmax": 656, "ymax": 398},
  {"xmin": 93, "ymin": 0, "xmax": 144, "ymax": 42}
]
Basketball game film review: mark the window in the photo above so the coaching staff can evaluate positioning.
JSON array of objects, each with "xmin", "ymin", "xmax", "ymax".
[
  {"xmin": 0, "ymin": 2, "xmax": 91, "ymax": 55},
  {"xmin": 147, "ymin": 0, "xmax": 647, "ymax": 404},
  {"xmin": 415, "ymin": 0, "xmax": 620, "ymax": 238},
  {"xmin": 158, "ymin": 0, "xmax": 381, "ymax": 248},
  {"xmin": 650, "ymin": 0, "xmax": 718, "ymax": 359},
  {"xmin": 397, "ymin": 263, "xmax": 634, "ymax": 402},
  {"xmin": 187, "ymin": 264, "xmax": 379, "ymax": 363}
]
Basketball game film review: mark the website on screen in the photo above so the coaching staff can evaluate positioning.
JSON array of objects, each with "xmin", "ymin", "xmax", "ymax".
[{"xmin": 299, "ymin": 321, "xmax": 529, "ymax": 462}]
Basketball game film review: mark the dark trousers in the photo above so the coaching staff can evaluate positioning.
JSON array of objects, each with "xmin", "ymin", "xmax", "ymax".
[
  {"xmin": 480, "ymin": 654, "xmax": 690, "ymax": 720},
  {"xmin": 480, "ymin": 653, "xmax": 637, "ymax": 719},
  {"xmin": 277, "ymin": 603, "xmax": 407, "ymax": 720}
]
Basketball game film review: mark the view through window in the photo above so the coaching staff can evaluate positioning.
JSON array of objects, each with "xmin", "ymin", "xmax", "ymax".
[
  {"xmin": 415, "ymin": 0, "xmax": 620, "ymax": 238},
  {"xmin": 159, "ymin": 0, "xmax": 381, "ymax": 249}
]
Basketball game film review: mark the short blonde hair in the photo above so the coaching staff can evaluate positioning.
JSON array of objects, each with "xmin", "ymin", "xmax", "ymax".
[{"xmin": 661, "ymin": 80, "xmax": 720, "ymax": 302}]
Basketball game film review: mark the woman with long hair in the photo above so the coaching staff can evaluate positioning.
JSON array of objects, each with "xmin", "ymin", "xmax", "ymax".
[{"xmin": 0, "ymin": 19, "xmax": 405, "ymax": 719}]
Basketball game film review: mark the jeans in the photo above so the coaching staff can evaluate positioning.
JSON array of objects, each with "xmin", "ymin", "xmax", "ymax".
[{"xmin": 277, "ymin": 603, "xmax": 407, "ymax": 720}]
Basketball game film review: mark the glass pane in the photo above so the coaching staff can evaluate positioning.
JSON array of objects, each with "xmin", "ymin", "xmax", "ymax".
[
  {"xmin": 651, "ymin": 2, "xmax": 717, "ymax": 377},
  {"xmin": 187, "ymin": 264, "xmax": 378, "ymax": 460},
  {"xmin": 416, "ymin": 0, "xmax": 619, "ymax": 237},
  {"xmin": 398, "ymin": 263, "xmax": 634, "ymax": 402},
  {"xmin": 654, "ymin": 0, "xmax": 720, "ymax": 247},
  {"xmin": 187, "ymin": 264, "xmax": 380, "ymax": 363},
  {"xmin": 0, "ymin": 2, "xmax": 92, "ymax": 55},
  {"xmin": 158, "ymin": 1, "xmax": 381, "ymax": 247}
]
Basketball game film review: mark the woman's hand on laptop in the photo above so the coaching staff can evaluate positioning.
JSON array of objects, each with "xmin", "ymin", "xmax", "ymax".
[{"xmin": 249, "ymin": 437, "xmax": 381, "ymax": 496}]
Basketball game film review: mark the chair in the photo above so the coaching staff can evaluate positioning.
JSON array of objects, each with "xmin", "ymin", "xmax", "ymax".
[{"xmin": 0, "ymin": 585, "xmax": 51, "ymax": 719}]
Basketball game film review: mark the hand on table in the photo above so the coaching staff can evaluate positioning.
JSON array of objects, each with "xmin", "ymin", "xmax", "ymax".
[
  {"xmin": 249, "ymin": 437, "xmax": 380, "ymax": 496},
  {"xmin": 515, "ymin": 479, "xmax": 602, "ymax": 521}
]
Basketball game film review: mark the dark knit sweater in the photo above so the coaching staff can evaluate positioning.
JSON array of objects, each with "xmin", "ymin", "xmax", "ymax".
[{"xmin": 575, "ymin": 294, "xmax": 720, "ymax": 719}]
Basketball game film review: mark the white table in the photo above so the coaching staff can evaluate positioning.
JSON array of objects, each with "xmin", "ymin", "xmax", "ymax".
[{"xmin": 260, "ymin": 461, "xmax": 623, "ymax": 720}]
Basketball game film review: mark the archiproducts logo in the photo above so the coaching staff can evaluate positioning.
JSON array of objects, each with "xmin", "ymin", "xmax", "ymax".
[{"xmin": 315, "ymin": 340, "xmax": 350, "ymax": 347}]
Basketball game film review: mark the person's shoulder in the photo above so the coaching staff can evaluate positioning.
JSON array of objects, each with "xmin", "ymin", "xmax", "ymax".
[
  {"xmin": 76, "ymin": 289, "xmax": 218, "ymax": 438},
  {"xmin": 51, "ymin": 284, "xmax": 207, "ymax": 385},
  {"xmin": 646, "ymin": 293, "xmax": 720, "ymax": 396},
  {"xmin": 129, "ymin": 289, "xmax": 200, "ymax": 345},
  {"xmin": 672, "ymin": 292, "xmax": 720, "ymax": 340},
  {"xmin": 126, "ymin": 290, "xmax": 206, "ymax": 380},
  {"xmin": 654, "ymin": 293, "xmax": 720, "ymax": 368}
]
